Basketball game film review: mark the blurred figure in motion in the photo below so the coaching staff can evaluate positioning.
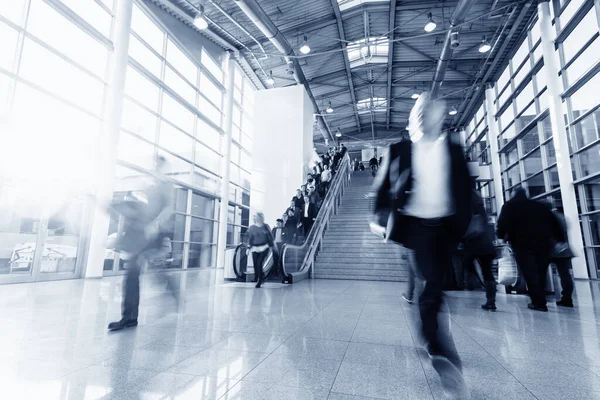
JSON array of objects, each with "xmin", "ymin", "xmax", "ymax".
[
  {"xmin": 247, "ymin": 212, "xmax": 274, "ymax": 288},
  {"xmin": 497, "ymin": 188, "xmax": 564, "ymax": 312},
  {"xmin": 402, "ymin": 249, "xmax": 417, "ymax": 304},
  {"xmin": 551, "ymin": 207, "xmax": 575, "ymax": 307},
  {"xmin": 373, "ymin": 92, "xmax": 472, "ymax": 399},
  {"xmin": 369, "ymin": 155, "xmax": 378, "ymax": 175},
  {"xmin": 108, "ymin": 155, "xmax": 174, "ymax": 331},
  {"xmin": 461, "ymin": 190, "xmax": 497, "ymax": 311},
  {"xmin": 353, "ymin": 158, "xmax": 360, "ymax": 172}
]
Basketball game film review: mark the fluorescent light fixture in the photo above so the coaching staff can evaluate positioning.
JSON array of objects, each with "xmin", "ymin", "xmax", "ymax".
[
  {"xmin": 411, "ymin": 93, "xmax": 420, "ymax": 99},
  {"xmin": 193, "ymin": 5, "xmax": 209, "ymax": 30},
  {"xmin": 266, "ymin": 70, "xmax": 275, "ymax": 85},
  {"xmin": 449, "ymin": 107, "xmax": 458, "ymax": 116},
  {"xmin": 479, "ymin": 36, "xmax": 491, "ymax": 53},
  {"xmin": 424, "ymin": 12, "xmax": 436, "ymax": 32},
  {"xmin": 300, "ymin": 36, "xmax": 311, "ymax": 55},
  {"xmin": 335, "ymin": 129, "xmax": 342, "ymax": 137},
  {"xmin": 326, "ymin": 102, "xmax": 334, "ymax": 113}
]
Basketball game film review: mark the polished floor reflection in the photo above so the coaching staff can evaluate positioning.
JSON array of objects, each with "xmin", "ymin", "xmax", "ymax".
[{"xmin": 1, "ymin": 270, "xmax": 599, "ymax": 399}]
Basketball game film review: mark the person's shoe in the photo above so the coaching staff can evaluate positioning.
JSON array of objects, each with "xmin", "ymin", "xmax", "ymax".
[
  {"xmin": 255, "ymin": 283, "xmax": 261, "ymax": 288},
  {"xmin": 527, "ymin": 303, "xmax": 548, "ymax": 312},
  {"xmin": 402, "ymin": 294, "xmax": 413, "ymax": 304},
  {"xmin": 481, "ymin": 302, "xmax": 497, "ymax": 311},
  {"xmin": 556, "ymin": 298, "xmax": 574, "ymax": 308},
  {"xmin": 108, "ymin": 319, "xmax": 138, "ymax": 331},
  {"xmin": 430, "ymin": 355, "xmax": 470, "ymax": 399}
]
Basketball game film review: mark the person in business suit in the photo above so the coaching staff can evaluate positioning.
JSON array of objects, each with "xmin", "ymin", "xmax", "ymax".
[
  {"xmin": 497, "ymin": 188, "xmax": 564, "ymax": 311},
  {"xmin": 284, "ymin": 208, "xmax": 298, "ymax": 245},
  {"xmin": 301, "ymin": 195, "xmax": 317, "ymax": 237},
  {"xmin": 372, "ymin": 92, "xmax": 472, "ymax": 399}
]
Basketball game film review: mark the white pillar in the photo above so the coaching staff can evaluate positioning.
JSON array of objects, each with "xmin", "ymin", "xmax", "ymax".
[
  {"xmin": 84, "ymin": 0, "xmax": 133, "ymax": 278},
  {"xmin": 216, "ymin": 52, "xmax": 235, "ymax": 269},
  {"xmin": 485, "ymin": 85, "xmax": 505, "ymax": 215},
  {"xmin": 539, "ymin": 0, "xmax": 588, "ymax": 279}
]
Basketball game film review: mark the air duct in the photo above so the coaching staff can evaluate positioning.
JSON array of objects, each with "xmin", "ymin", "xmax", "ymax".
[
  {"xmin": 233, "ymin": 0, "xmax": 335, "ymax": 143},
  {"xmin": 430, "ymin": 0, "xmax": 477, "ymax": 98}
]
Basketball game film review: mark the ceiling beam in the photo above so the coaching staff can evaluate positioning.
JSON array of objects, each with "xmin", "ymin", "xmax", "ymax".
[
  {"xmin": 240, "ymin": 15, "xmax": 337, "ymax": 48},
  {"xmin": 329, "ymin": 0, "xmax": 361, "ymax": 131},
  {"xmin": 385, "ymin": 0, "xmax": 398, "ymax": 129}
]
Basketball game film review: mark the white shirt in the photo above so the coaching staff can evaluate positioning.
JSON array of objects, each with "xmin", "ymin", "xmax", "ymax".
[
  {"xmin": 321, "ymin": 170, "xmax": 332, "ymax": 182},
  {"xmin": 304, "ymin": 203, "xmax": 310, "ymax": 218},
  {"xmin": 404, "ymin": 136, "xmax": 453, "ymax": 219}
]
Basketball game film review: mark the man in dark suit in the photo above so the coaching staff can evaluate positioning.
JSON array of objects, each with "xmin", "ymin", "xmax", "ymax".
[
  {"xmin": 372, "ymin": 92, "xmax": 472, "ymax": 399},
  {"xmin": 497, "ymin": 188, "xmax": 564, "ymax": 311},
  {"xmin": 301, "ymin": 195, "xmax": 317, "ymax": 237}
]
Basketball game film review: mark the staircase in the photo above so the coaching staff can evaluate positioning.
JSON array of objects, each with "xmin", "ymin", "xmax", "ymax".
[{"xmin": 314, "ymin": 172, "xmax": 410, "ymax": 281}]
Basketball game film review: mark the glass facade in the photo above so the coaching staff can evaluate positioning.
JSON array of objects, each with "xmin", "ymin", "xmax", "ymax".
[
  {"xmin": 0, "ymin": 0, "xmax": 255, "ymax": 282},
  {"xmin": 470, "ymin": 0, "xmax": 600, "ymax": 277}
]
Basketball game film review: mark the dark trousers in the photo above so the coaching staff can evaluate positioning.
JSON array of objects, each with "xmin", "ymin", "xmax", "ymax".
[
  {"xmin": 514, "ymin": 249, "xmax": 550, "ymax": 307},
  {"xmin": 554, "ymin": 258, "xmax": 574, "ymax": 301},
  {"xmin": 303, "ymin": 219, "xmax": 313, "ymax": 236},
  {"xmin": 122, "ymin": 255, "xmax": 141, "ymax": 322},
  {"xmin": 405, "ymin": 218, "xmax": 461, "ymax": 369},
  {"xmin": 252, "ymin": 249, "xmax": 268, "ymax": 284},
  {"xmin": 464, "ymin": 254, "xmax": 496, "ymax": 304}
]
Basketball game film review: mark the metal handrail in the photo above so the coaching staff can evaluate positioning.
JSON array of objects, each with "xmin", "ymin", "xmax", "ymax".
[{"xmin": 281, "ymin": 155, "xmax": 352, "ymax": 283}]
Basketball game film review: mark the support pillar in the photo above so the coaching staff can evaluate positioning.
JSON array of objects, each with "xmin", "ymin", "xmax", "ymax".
[
  {"xmin": 84, "ymin": 0, "xmax": 133, "ymax": 278},
  {"xmin": 485, "ymin": 85, "xmax": 506, "ymax": 215},
  {"xmin": 216, "ymin": 52, "xmax": 235, "ymax": 269},
  {"xmin": 539, "ymin": 0, "xmax": 588, "ymax": 278}
]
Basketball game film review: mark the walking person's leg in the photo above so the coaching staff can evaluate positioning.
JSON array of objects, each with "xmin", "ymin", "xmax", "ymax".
[
  {"xmin": 515, "ymin": 251, "xmax": 547, "ymax": 311},
  {"xmin": 402, "ymin": 250, "xmax": 416, "ymax": 303},
  {"xmin": 109, "ymin": 254, "xmax": 141, "ymax": 331},
  {"xmin": 255, "ymin": 250, "xmax": 268, "ymax": 288},
  {"xmin": 555, "ymin": 258, "xmax": 574, "ymax": 307},
  {"xmin": 252, "ymin": 251, "xmax": 261, "ymax": 286},
  {"xmin": 479, "ymin": 255, "xmax": 497, "ymax": 310}
]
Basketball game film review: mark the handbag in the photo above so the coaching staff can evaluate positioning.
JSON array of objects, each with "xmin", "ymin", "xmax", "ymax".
[{"xmin": 498, "ymin": 246, "xmax": 519, "ymax": 286}]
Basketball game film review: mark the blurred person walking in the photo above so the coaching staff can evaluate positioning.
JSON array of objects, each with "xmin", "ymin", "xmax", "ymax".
[
  {"xmin": 107, "ymin": 156, "xmax": 174, "ymax": 331},
  {"xmin": 551, "ymin": 207, "xmax": 575, "ymax": 307},
  {"xmin": 373, "ymin": 92, "xmax": 472, "ymax": 399},
  {"xmin": 247, "ymin": 212, "xmax": 274, "ymax": 288},
  {"xmin": 497, "ymin": 188, "xmax": 564, "ymax": 312}
]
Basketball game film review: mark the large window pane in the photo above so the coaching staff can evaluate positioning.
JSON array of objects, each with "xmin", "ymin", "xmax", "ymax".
[
  {"xmin": 121, "ymin": 98, "xmax": 157, "ymax": 141},
  {"xmin": 544, "ymin": 140, "xmax": 557, "ymax": 165},
  {"xmin": 515, "ymin": 81, "xmax": 535, "ymax": 114},
  {"xmin": 59, "ymin": 0, "xmax": 113, "ymax": 38},
  {"xmin": 193, "ymin": 167, "xmax": 219, "ymax": 193},
  {"xmin": 513, "ymin": 61, "xmax": 531, "ymax": 87},
  {"xmin": 498, "ymin": 86, "xmax": 512, "ymax": 108},
  {"xmin": 161, "ymin": 93, "xmax": 195, "ymax": 134},
  {"xmin": 506, "ymin": 164, "xmax": 521, "ymax": 187},
  {"xmin": 0, "ymin": 22, "xmax": 19, "ymax": 72},
  {"xmin": 516, "ymin": 102, "xmax": 537, "ymax": 132},
  {"xmin": 521, "ymin": 128, "xmax": 540, "ymax": 155},
  {"xmin": 189, "ymin": 216, "xmax": 214, "ymax": 243},
  {"xmin": 535, "ymin": 67, "xmax": 547, "ymax": 92},
  {"xmin": 197, "ymin": 118, "xmax": 221, "ymax": 151},
  {"xmin": 124, "ymin": 65, "xmax": 160, "ymax": 111},
  {"xmin": 560, "ymin": 0, "xmax": 590, "ymax": 37},
  {"xmin": 0, "ymin": 0, "xmax": 27, "ymax": 26},
  {"xmin": 511, "ymin": 39, "xmax": 530, "ymax": 71},
  {"xmin": 523, "ymin": 148, "xmax": 543, "ymax": 177},
  {"xmin": 188, "ymin": 243, "xmax": 213, "ymax": 268},
  {"xmin": 570, "ymin": 71, "xmax": 600, "ymax": 119},
  {"xmin": 158, "ymin": 120, "xmax": 194, "ymax": 161},
  {"xmin": 572, "ymin": 108, "xmax": 600, "ymax": 149},
  {"xmin": 563, "ymin": 9, "xmax": 598, "ymax": 63},
  {"xmin": 195, "ymin": 141, "xmax": 221, "ymax": 174},
  {"xmin": 129, "ymin": 35, "xmax": 162, "ymax": 79},
  {"xmin": 18, "ymin": 38, "xmax": 105, "ymax": 115},
  {"xmin": 499, "ymin": 104, "xmax": 515, "ymax": 131},
  {"xmin": 198, "ymin": 95, "xmax": 221, "ymax": 126},
  {"xmin": 526, "ymin": 173, "xmax": 546, "ymax": 197},
  {"xmin": 583, "ymin": 179, "xmax": 600, "ymax": 212},
  {"xmin": 131, "ymin": 4, "xmax": 164, "ymax": 54},
  {"xmin": 159, "ymin": 150, "xmax": 192, "ymax": 184},
  {"xmin": 164, "ymin": 66, "xmax": 196, "ymax": 106},
  {"xmin": 166, "ymin": 39, "xmax": 197, "ymax": 84},
  {"xmin": 200, "ymin": 73, "xmax": 223, "ymax": 107},
  {"xmin": 578, "ymin": 142, "xmax": 600, "ymax": 177},
  {"xmin": 497, "ymin": 64, "xmax": 511, "ymax": 92},
  {"xmin": 118, "ymin": 132, "xmax": 155, "ymax": 170},
  {"xmin": 191, "ymin": 193, "xmax": 214, "ymax": 219},
  {"xmin": 548, "ymin": 165, "xmax": 560, "ymax": 190},
  {"xmin": 566, "ymin": 38, "xmax": 600, "ymax": 85},
  {"xmin": 201, "ymin": 49, "xmax": 222, "ymax": 83}
]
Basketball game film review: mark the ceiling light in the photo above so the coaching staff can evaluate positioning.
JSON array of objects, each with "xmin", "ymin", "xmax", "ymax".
[
  {"xmin": 449, "ymin": 107, "xmax": 458, "ymax": 116},
  {"xmin": 479, "ymin": 36, "xmax": 491, "ymax": 53},
  {"xmin": 424, "ymin": 12, "xmax": 436, "ymax": 32},
  {"xmin": 335, "ymin": 129, "xmax": 342, "ymax": 138},
  {"xmin": 193, "ymin": 5, "xmax": 209, "ymax": 30},
  {"xmin": 326, "ymin": 102, "xmax": 334, "ymax": 113},
  {"xmin": 411, "ymin": 93, "xmax": 420, "ymax": 100},
  {"xmin": 266, "ymin": 70, "xmax": 275, "ymax": 85},
  {"xmin": 300, "ymin": 36, "xmax": 311, "ymax": 55}
]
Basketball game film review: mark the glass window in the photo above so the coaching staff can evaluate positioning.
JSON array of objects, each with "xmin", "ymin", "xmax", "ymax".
[
  {"xmin": 506, "ymin": 164, "xmax": 521, "ymax": 187},
  {"xmin": 587, "ymin": 213, "xmax": 600, "ymax": 246},
  {"xmin": 513, "ymin": 61, "xmax": 531, "ymax": 87},
  {"xmin": 582, "ymin": 179, "xmax": 600, "ymax": 212},
  {"xmin": 545, "ymin": 140, "xmax": 557, "ymax": 165},
  {"xmin": 242, "ymin": 133, "xmax": 252, "ymax": 151},
  {"xmin": 499, "ymin": 105, "xmax": 515, "ymax": 132},
  {"xmin": 559, "ymin": 0, "xmax": 586, "ymax": 30},
  {"xmin": 570, "ymin": 71, "xmax": 600, "ymax": 119},
  {"xmin": 128, "ymin": 34, "xmax": 163, "ymax": 78},
  {"xmin": 523, "ymin": 148, "xmax": 543, "ymax": 177},
  {"xmin": 121, "ymin": 98, "xmax": 157, "ymax": 141},
  {"xmin": 158, "ymin": 150, "xmax": 192, "ymax": 184},
  {"xmin": 161, "ymin": 93, "xmax": 195, "ymax": 134},
  {"xmin": 188, "ymin": 243, "xmax": 213, "ymax": 268},
  {"xmin": 201, "ymin": 49, "xmax": 222, "ymax": 82},
  {"xmin": 500, "ymin": 124, "xmax": 517, "ymax": 147},
  {"xmin": 118, "ymin": 131, "xmax": 155, "ymax": 170},
  {"xmin": 506, "ymin": 143, "xmax": 519, "ymax": 165},
  {"xmin": 512, "ymin": 39, "xmax": 530, "ymax": 71},
  {"xmin": 498, "ymin": 86, "xmax": 512, "ymax": 108},
  {"xmin": 516, "ymin": 102, "xmax": 537, "ymax": 132},
  {"xmin": 200, "ymin": 73, "xmax": 223, "ymax": 107},
  {"xmin": 531, "ymin": 19, "xmax": 541, "ymax": 45},
  {"xmin": 240, "ymin": 150, "xmax": 252, "ymax": 171},
  {"xmin": 0, "ymin": 0, "xmax": 28, "ymax": 26},
  {"xmin": 195, "ymin": 141, "xmax": 221, "ymax": 174},
  {"xmin": 0, "ymin": 22, "xmax": 19, "ymax": 72},
  {"xmin": 198, "ymin": 95, "xmax": 221, "ymax": 126},
  {"xmin": 18, "ymin": 38, "xmax": 105, "ymax": 115},
  {"xmin": 566, "ymin": 38, "xmax": 600, "ymax": 85},
  {"xmin": 533, "ymin": 42, "xmax": 543, "ymax": 63},
  {"xmin": 562, "ymin": 9, "xmax": 599, "ymax": 63},
  {"xmin": 535, "ymin": 67, "xmax": 547, "ymax": 91},
  {"xmin": 193, "ymin": 167, "xmax": 219, "ymax": 194},
  {"xmin": 164, "ymin": 66, "xmax": 196, "ymax": 106},
  {"xmin": 166, "ymin": 39, "xmax": 197, "ymax": 84},
  {"xmin": 189, "ymin": 216, "xmax": 214, "ymax": 243},
  {"xmin": 497, "ymin": 64, "xmax": 511, "ymax": 92},
  {"xmin": 547, "ymin": 165, "xmax": 560, "ymax": 189},
  {"xmin": 197, "ymin": 118, "xmax": 221, "ymax": 151},
  {"xmin": 191, "ymin": 193, "xmax": 214, "ymax": 219},
  {"xmin": 131, "ymin": 4, "xmax": 164, "ymax": 54},
  {"xmin": 515, "ymin": 81, "xmax": 535, "ymax": 114},
  {"xmin": 59, "ymin": 0, "xmax": 112, "ymax": 38},
  {"xmin": 538, "ymin": 89, "xmax": 549, "ymax": 112},
  {"xmin": 572, "ymin": 108, "xmax": 600, "ymax": 149},
  {"xmin": 158, "ymin": 120, "xmax": 194, "ymax": 161},
  {"xmin": 231, "ymin": 144, "xmax": 240, "ymax": 165},
  {"xmin": 521, "ymin": 128, "xmax": 540, "ymax": 155},
  {"xmin": 233, "ymin": 86, "xmax": 242, "ymax": 104},
  {"xmin": 347, "ymin": 37, "xmax": 389, "ymax": 67},
  {"xmin": 578, "ymin": 141, "xmax": 600, "ymax": 177},
  {"xmin": 124, "ymin": 65, "xmax": 160, "ymax": 111},
  {"xmin": 526, "ymin": 172, "xmax": 546, "ymax": 197}
]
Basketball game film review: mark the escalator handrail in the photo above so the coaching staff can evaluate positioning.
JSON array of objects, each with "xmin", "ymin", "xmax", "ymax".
[
  {"xmin": 233, "ymin": 242, "xmax": 275, "ymax": 279},
  {"xmin": 281, "ymin": 155, "xmax": 352, "ymax": 279}
]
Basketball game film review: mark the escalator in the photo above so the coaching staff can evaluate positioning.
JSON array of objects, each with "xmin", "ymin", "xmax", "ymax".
[{"xmin": 232, "ymin": 243, "xmax": 284, "ymax": 283}]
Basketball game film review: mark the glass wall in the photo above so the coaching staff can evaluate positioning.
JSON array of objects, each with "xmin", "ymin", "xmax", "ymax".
[{"xmin": 472, "ymin": 0, "xmax": 600, "ymax": 277}]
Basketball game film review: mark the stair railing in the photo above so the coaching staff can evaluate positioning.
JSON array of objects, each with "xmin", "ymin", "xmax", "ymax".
[{"xmin": 280, "ymin": 155, "xmax": 352, "ymax": 283}]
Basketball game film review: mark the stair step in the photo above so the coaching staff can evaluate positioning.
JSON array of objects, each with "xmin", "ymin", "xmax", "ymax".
[
  {"xmin": 316, "ymin": 255, "xmax": 405, "ymax": 262},
  {"xmin": 314, "ymin": 275, "xmax": 407, "ymax": 282}
]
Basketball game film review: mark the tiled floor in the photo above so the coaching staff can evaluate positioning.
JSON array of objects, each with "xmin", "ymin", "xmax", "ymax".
[{"xmin": 1, "ymin": 269, "xmax": 600, "ymax": 399}]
